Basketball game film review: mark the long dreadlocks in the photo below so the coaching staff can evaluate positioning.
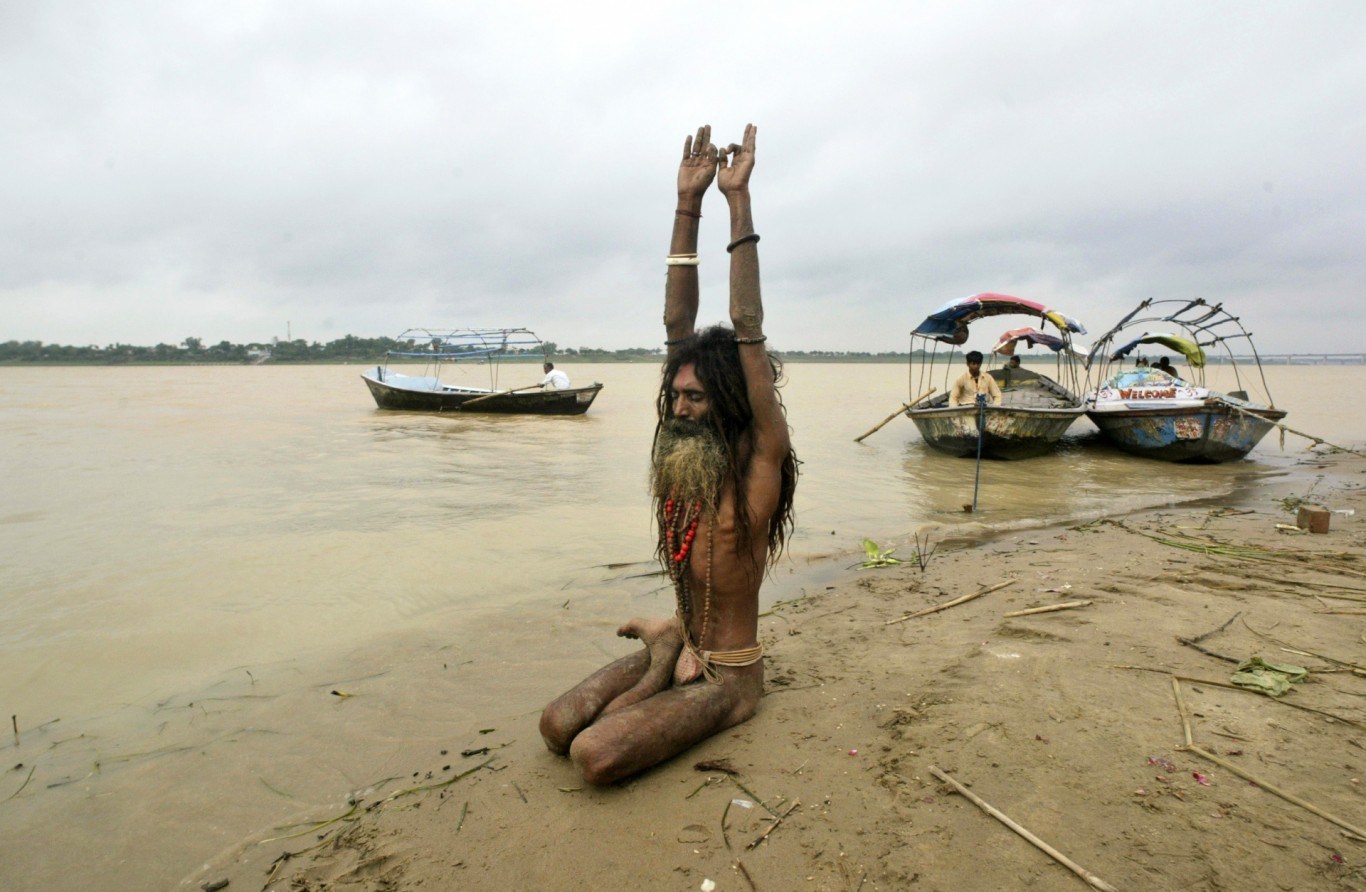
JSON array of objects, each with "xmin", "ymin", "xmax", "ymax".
[{"xmin": 652, "ymin": 325, "xmax": 798, "ymax": 569}]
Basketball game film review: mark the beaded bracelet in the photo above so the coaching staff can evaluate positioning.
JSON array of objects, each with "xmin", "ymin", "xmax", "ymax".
[
  {"xmin": 735, "ymin": 334, "xmax": 767, "ymax": 344},
  {"xmin": 665, "ymin": 254, "xmax": 700, "ymax": 267},
  {"xmin": 726, "ymin": 232, "xmax": 760, "ymax": 253}
]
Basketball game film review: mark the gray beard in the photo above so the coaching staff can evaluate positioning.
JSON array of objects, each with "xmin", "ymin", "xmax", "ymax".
[{"xmin": 652, "ymin": 418, "xmax": 727, "ymax": 509}]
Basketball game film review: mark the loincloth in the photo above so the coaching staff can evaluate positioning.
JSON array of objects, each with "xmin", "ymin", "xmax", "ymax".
[
  {"xmin": 675, "ymin": 614, "xmax": 764, "ymax": 684},
  {"xmin": 703, "ymin": 644, "xmax": 765, "ymax": 667}
]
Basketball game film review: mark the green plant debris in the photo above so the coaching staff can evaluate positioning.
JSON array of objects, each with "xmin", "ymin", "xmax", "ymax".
[
  {"xmin": 856, "ymin": 539, "xmax": 904, "ymax": 569},
  {"xmin": 262, "ymin": 802, "xmax": 361, "ymax": 843}
]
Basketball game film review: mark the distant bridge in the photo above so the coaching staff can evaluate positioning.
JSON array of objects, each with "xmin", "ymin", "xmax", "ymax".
[{"xmin": 1247, "ymin": 354, "xmax": 1366, "ymax": 365}]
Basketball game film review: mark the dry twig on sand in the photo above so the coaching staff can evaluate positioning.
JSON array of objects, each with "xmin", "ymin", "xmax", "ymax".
[
  {"xmin": 928, "ymin": 766, "xmax": 1118, "ymax": 892},
  {"xmin": 1241, "ymin": 617, "xmax": 1366, "ymax": 673},
  {"xmin": 3, "ymin": 764, "xmax": 35, "ymax": 803},
  {"xmin": 1002, "ymin": 599, "xmax": 1092, "ymax": 618},
  {"xmin": 885, "ymin": 580, "xmax": 1015, "ymax": 625},
  {"xmin": 1176, "ymin": 611, "xmax": 1243, "ymax": 664},
  {"xmin": 1115, "ymin": 666, "xmax": 1366, "ymax": 728},
  {"xmin": 1169, "ymin": 677, "xmax": 1366, "ymax": 840},
  {"xmin": 746, "ymin": 799, "xmax": 800, "ymax": 850},
  {"xmin": 736, "ymin": 859, "xmax": 758, "ymax": 891}
]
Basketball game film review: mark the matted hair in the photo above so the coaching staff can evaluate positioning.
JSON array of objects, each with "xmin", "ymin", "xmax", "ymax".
[{"xmin": 654, "ymin": 325, "xmax": 798, "ymax": 567}]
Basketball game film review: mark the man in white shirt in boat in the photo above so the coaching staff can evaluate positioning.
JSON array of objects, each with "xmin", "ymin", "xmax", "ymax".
[
  {"xmin": 540, "ymin": 362, "xmax": 570, "ymax": 390},
  {"xmin": 539, "ymin": 123, "xmax": 798, "ymax": 785},
  {"xmin": 948, "ymin": 350, "xmax": 1002, "ymax": 406}
]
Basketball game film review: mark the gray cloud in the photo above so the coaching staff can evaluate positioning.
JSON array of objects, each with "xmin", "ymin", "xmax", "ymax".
[{"xmin": 2, "ymin": 0, "xmax": 1363, "ymax": 353}]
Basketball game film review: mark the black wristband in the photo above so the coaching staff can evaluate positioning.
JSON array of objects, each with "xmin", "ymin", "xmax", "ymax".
[{"xmin": 726, "ymin": 232, "xmax": 760, "ymax": 253}]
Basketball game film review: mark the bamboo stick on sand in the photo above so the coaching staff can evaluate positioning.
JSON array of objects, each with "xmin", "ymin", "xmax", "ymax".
[
  {"xmin": 928, "ymin": 766, "xmax": 1118, "ymax": 892},
  {"xmin": 885, "ymin": 580, "xmax": 1015, "ymax": 625},
  {"xmin": 1182, "ymin": 744, "xmax": 1366, "ymax": 840},
  {"xmin": 1002, "ymin": 600, "xmax": 1092, "ymax": 618}
]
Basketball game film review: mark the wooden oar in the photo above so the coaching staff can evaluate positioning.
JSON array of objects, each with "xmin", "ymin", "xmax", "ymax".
[
  {"xmin": 1214, "ymin": 397, "xmax": 1366, "ymax": 457},
  {"xmin": 459, "ymin": 383, "xmax": 546, "ymax": 408},
  {"xmin": 854, "ymin": 387, "xmax": 936, "ymax": 443}
]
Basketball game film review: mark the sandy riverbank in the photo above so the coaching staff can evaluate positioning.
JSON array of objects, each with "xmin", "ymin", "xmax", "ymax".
[{"xmin": 171, "ymin": 449, "xmax": 1366, "ymax": 892}]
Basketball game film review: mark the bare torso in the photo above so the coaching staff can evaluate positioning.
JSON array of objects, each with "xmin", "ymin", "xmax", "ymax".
[{"xmin": 537, "ymin": 122, "xmax": 789, "ymax": 786}]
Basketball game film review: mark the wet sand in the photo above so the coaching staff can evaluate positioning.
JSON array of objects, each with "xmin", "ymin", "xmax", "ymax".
[{"xmin": 172, "ymin": 450, "xmax": 1366, "ymax": 892}]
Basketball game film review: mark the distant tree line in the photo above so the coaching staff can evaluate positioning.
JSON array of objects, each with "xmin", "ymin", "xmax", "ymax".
[
  {"xmin": 0, "ymin": 336, "xmax": 918, "ymax": 365},
  {"xmin": 0, "ymin": 335, "xmax": 404, "ymax": 364},
  {"xmin": 0, "ymin": 336, "xmax": 684, "ymax": 365}
]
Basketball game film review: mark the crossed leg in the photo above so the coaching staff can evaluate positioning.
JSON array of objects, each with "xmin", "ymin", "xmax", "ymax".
[
  {"xmin": 568, "ymin": 662, "xmax": 762, "ymax": 785},
  {"xmin": 603, "ymin": 616, "xmax": 684, "ymax": 713},
  {"xmin": 540, "ymin": 617, "xmax": 763, "ymax": 784},
  {"xmin": 539, "ymin": 616, "xmax": 683, "ymax": 756}
]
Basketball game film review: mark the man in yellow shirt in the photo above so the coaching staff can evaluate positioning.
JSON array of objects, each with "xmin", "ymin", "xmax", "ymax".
[{"xmin": 948, "ymin": 350, "xmax": 1002, "ymax": 406}]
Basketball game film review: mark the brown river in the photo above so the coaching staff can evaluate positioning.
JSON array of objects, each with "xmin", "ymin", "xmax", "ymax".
[{"xmin": 0, "ymin": 361, "xmax": 1360, "ymax": 889}]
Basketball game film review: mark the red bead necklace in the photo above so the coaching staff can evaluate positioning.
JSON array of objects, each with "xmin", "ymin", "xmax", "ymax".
[
  {"xmin": 661, "ymin": 489, "xmax": 713, "ymax": 649},
  {"xmin": 664, "ymin": 495, "xmax": 703, "ymax": 566}
]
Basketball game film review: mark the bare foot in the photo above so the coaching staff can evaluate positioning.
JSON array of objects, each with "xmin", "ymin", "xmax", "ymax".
[
  {"xmin": 602, "ymin": 617, "xmax": 684, "ymax": 713},
  {"xmin": 616, "ymin": 616, "xmax": 676, "ymax": 642},
  {"xmin": 620, "ymin": 616, "xmax": 703, "ymax": 685}
]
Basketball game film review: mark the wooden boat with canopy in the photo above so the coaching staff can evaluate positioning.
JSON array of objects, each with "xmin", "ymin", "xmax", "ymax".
[
  {"xmin": 1084, "ymin": 299, "xmax": 1284, "ymax": 462},
  {"xmin": 360, "ymin": 327, "xmax": 603, "ymax": 415},
  {"xmin": 906, "ymin": 293, "xmax": 1089, "ymax": 460}
]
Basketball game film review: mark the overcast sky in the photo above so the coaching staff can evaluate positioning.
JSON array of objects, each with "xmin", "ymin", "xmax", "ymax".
[{"xmin": 3, "ymin": 1, "xmax": 1363, "ymax": 355}]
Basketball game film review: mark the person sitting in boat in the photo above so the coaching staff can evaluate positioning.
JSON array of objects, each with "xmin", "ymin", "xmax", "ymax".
[
  {"xmin": 1153, "ymin": 356, "xmax": 1177, "ymax": 376},
  {"xmin": 948, "ymin": 350, "xmax": 1002, "ymax": 406},
  {"xmin": 998, "ymin": 354, "xmax": 1022, "ymax": 387},
  {"xmin": 540, "ymin": 123, "xmax": 798, "ymax": 786},
  {"xmin": 540, "ymin": 362, "xmax": 570, "ymax": 390}
]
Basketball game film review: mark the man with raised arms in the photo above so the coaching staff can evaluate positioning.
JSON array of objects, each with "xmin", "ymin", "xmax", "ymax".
[{"xmin": 539, "ymin": 124, "xmax": 798, "ymax": 785}]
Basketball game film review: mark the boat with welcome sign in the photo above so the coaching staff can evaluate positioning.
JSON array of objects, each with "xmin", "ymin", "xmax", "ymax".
[
  {"xmin": 905, "ymin": 293, "xmax": 1089, "ymax": 460},
  {"xmin": 1084, "ymin": 299, "xmax": 1286, "ymax": 462},
  {"xmin": 360, "ymin": 327, "xmax": 603, "ymax": 415}
]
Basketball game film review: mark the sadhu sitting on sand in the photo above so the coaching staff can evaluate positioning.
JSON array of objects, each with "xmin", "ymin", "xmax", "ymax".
[{"xmin": 539, "ymin": 123, "xmax": 798, "ymax": 785}]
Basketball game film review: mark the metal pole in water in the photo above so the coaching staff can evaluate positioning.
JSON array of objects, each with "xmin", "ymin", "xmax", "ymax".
[{"xmin": 971, "ymin": 394, "xmax": 986, "ymax": 512}]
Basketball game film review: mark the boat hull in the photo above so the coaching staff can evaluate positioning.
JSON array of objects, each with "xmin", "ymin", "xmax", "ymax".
[
  {"xmin": 908, "ymin": 405, "xmax": 1083, "ymax": 460},
  {"xmin": 361, "ymin": 371, "xmax": 602, "ymax": 415},
  {"xmin": 1086, "ymin": 403, "xmax": 1286, "ymax": 463}
]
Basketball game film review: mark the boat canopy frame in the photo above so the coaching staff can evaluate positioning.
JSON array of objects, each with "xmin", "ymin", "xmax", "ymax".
[
  {"xmin": 1084, "ymin": 299, "xmax": 1276, "ymax": 406},
  {"xmin": 381, "ymin": 327, "xmax": 548, "ymax": 391},
  {"xmin": 907, "ymin": 293, "xmax": 1088, "ymax": 403}
]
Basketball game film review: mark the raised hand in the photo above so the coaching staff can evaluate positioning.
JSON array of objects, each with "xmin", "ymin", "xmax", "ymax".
[
  {"xmin": 717, "ymin": 123, "xmax": 756, "ymax": 195},
  {"xmin": 677, "ymin": 125, "xmax": 718, "ymax": 200}
]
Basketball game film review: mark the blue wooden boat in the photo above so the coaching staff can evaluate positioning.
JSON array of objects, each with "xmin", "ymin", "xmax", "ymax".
[
  {"xmin": 906, "ymin": 293, "xmax": 1089, "ymax": 460},
  {"xmin": 1085, "ymin": 300, "xmax": 1285, "ymax": 463},
  {"xmin": 360, "ymin": 328, "xmax": 603, "ymax": 415}
]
